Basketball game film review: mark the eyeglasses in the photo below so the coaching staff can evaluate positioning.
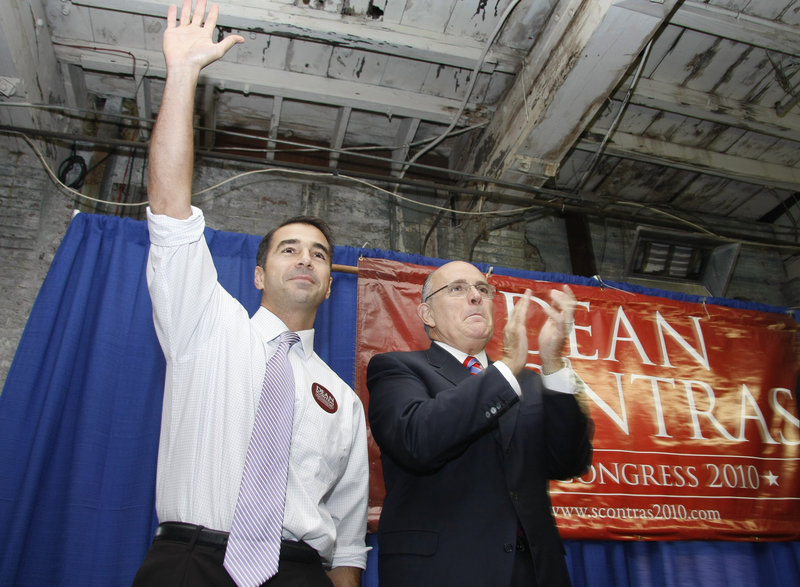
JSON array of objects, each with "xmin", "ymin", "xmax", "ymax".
[{"xmin": 423, "ymin": 280, "xmax": 497, "ymax": 302}]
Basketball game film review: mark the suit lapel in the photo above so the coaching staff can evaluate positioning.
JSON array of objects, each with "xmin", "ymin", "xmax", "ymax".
[
  {"xmin": 423, "ymin": 344, "xmax": 470, "ymax": 387},
  {"xmin": 425, "ymin": 345, "xmax": 519, "ymax": 450}
]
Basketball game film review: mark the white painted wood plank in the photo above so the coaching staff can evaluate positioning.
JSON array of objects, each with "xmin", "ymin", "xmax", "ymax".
[
  {"xmin": 670, "ymin": 174, "xmax": 734, "ymax": 211},
  {"xmin": 600, "ymin": 102, "xmax": 659, "ymax": 136},
  {"xmin": 46, "ymin": 0, "xmax": 94, "ymax": 40},
  {"xmin": 781, "ymin": 0, "xmax": 800, "ymax": 26},
  {"xmin": 683, "ymin": 39, "xmax": 750, "ymax": 94},
  {"xmin": 707, "ymin": 127, "xmax": 748, "ymax": 152},
  {"xmin": 756, "ymin": 51, "xmax": 800, "ymax": 108},
  {"xmin": 54, "ymin": 41, "xmax": 470, "ymax": 123},
  {"xmin": 347, "ymin": 0, "xmax": 373, "ymax": 15},
  {"xmin": 142, "ymin": 14, "xmax": 164, "ymax": 53},
  {"xmin": 668, "ymin": 117, "xmax": 721, "ymax": 149},
  {"xmin": 681, "ymin": 177, "xmax": 755, "ymax": 216},
  {"xmin": 641, "ymin": 111, "xmax": 693, "ymax": 143},
  {"xmin": 230, "ymin": 30, "xmax": 272, "ymax": 68},
  {"xmin": 401, "ymin": 0, "xmax": 457, "ymax": 32},
  {"xmin": 553, "ymin": 149, "xmax": 595, "ymax": 192},
  {"xmin": 576, "ymin": 131, "xmax": 800, "ymax": 191},
  {"xmin": 602, "ymin": 158, "xmax": 664, "ymax": 200},
  {"xmin": 710, "ymin": 47, "xmax": 770, "ymax": 101},
  {"xmin": 347, "ymin": 110, "xmax": 408, "ymax": 145},
  {"xmin": 731, "ymin": 186, "xmax": 793, "ymax": 220},
  {"xmin": 420, "ymin": 63, "xmax": 473, "ymax": 100},
  {"xmin": 705, "ymin": 180, "xmax": 766, "ymax": 217},
  {"xmin": 738, "ymin": 0, "xmax": 793, "ymax": 20},
  {"xmin": 640, "ymin": 24, "xmax": 683, "ymax": 79},
  {"xmin": 649, "ymin": 28, "xmax": 718, "ymax": 86},
  {"xmin": 444, "ymin": 0, "xmax": 515, "ymax": 42},
  {"xmin": 328, "ymin": 48, "xmax": 387, "ymax": 84},
  {"xmin": 380, "ymin": 55, "xmax": 427, "ymax": 92},
  {"xmin": 87, "ymin": 7, "xmax": 146, "ymax": 46},
  {"xmin": 617, "ymin": 76, "xmax": 800, "ymax": 142},
  {"xmin": 279, "ymin": 99, "xmax": 338, "ymax": 136},
  {"xmin": 754, "ymin": 137, "xmax": 800, "ymax": 166},
  {"xmin": 496, "ymin": 0, "xmax": 559, "ymax": 51},
  {"xmin": 707, "ymin": 1, "xmax": 750, "ymax": 12},
  {"xmin": 725, "ymin": 130, "xmax": 782, "ymax": 160},
  {"xmin": 380, "ymin": 0, "xmax": 408, "ymax": 23},
  {"xmin": 73, "ymin": 0, "xmax": 517, "ymax": 72},
  {"xmin": 481, "ymin": 70, "xmax": 514, "ymax": 105},
  {"xmin": 671, "ymin": 1, "xmax": 800, "ymax": 57},
  {"xmin": 642, "ymin": 167, "xmax": 698, "ymax": 205},
  {"xmin": 285, "ymin": 39, "xmax": 332, "ymax": 76},
  {"xmin": 261, "ymin": 36, "xmax": 291, "ymax": 70}
]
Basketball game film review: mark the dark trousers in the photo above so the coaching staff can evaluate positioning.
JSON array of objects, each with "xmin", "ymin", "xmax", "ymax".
[{"xmin": 132, "ymin": 523, "xmax": 333, "ymax": 587}]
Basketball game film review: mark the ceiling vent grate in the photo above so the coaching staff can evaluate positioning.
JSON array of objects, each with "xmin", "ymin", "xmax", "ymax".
[{"xmin": 625, "ymin": 227, "xmax": 740, "ymax": 297}]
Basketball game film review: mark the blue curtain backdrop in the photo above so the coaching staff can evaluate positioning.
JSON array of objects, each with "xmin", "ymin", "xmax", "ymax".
[{"xmin": 0, "ymin": 212, "xmax": 798, "ymax": 586}]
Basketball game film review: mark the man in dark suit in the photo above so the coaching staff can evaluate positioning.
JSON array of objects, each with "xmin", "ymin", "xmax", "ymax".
[{"xmin": 366, "ymin": 261, "xmax": 593, "ymax": 586}]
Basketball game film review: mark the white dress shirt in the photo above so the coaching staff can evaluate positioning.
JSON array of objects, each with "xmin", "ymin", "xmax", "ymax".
[{"xmin": 146, "ymin": 206, "xmax": 369, "ymax": 569}]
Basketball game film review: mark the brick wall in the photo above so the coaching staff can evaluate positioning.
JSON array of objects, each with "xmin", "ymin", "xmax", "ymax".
[{"xmin": 0, "ymin": 135, "xmax": 74, "ymax": 388}]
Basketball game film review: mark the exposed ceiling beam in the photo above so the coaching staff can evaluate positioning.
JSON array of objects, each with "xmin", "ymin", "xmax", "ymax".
[
  {"xmin": 576, "ymin": 131, "xmax": 800, "ymax": 192},
  {"xmin": 391, "ymin": 118, "xmax": 420, "ymax": 177},
  {"xmin": 670, "ymin": 0, "xmax": 800, "ymax": 57},
  {"xmin": 72, "ymin": 0, "xmax": 519, "ymax": 73},
  {"xmin": 52, "ymin": 40, "xmax": 476, "ymax": 124},
  {"xmin": 621, "ymin": 77, "xmax": 800, "ymax": 142},
  {"xmin": 329, "ymin": 106, "xmax": 351, "ymax": 168},
  {"xmin": 0, "ymin": 0, "xmax": 66, "ymax": 130},
  {"xmin": 457, "ymin": 0, "xmax": 680, "ymax": 186},
  {"xmin": 266, "ymin": 95, "xmax": 282, "ymax": 161}
]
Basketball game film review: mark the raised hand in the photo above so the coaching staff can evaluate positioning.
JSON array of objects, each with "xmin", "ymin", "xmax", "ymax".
[
  {"xmin": 538, "ymin": 285, "xmax": 576, "ymax": 373},
  {"xmin": 163, "ymin": 0, "xmax": 244, "ymax": 74},
  {"xmin": 500, "ymin": 288, "xmax": 532, "ymax": 376}
]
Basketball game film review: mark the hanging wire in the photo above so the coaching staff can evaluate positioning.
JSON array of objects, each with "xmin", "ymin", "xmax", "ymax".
[{"xmin": 573, "ymin": 39, "xmax": 653, "ymax": 193}]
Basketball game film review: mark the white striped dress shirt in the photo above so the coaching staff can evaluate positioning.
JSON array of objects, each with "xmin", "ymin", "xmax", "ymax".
[{"xmin": 146, "ymin": 206, "xmax": 369, "ymax": 570}]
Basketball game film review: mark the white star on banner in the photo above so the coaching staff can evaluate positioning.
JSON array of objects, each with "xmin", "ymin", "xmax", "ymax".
[{"xmin": 762, "ymin": 471, "xmax": 779, "ymax": 486}]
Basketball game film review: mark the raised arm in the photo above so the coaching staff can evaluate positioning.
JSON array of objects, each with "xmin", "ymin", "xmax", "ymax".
[{"xmin": 148, "ymin": 0, "xmax": 243, "ymax": 218}]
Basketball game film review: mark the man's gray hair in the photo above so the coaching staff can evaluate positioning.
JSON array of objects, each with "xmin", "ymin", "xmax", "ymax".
[
  {"xmin": 421, "ymin": 271, "xmax": 436, "ymax": 303},
  {"xmin": 420, "ymin": 269, "xmax": 439, "ymax": 338}
]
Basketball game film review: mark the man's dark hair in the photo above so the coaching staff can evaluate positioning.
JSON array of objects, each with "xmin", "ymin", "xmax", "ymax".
[{"xmin": 256, "ymin": 215, "xmax": 335, "ymax": 268}]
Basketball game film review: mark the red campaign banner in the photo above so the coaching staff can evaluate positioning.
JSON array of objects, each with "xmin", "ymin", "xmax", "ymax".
[{"xmin": 354, "ymin": 257, "xmax": 800, "ymax": 540}]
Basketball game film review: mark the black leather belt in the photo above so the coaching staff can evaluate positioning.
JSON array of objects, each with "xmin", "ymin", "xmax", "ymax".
[
  {"xmin": 154, "ymin": 522, "xmax": 322, "ymax": 563},
  {"xmin": 155, "ymin": 522, "xmax": 229, "ymax": 548}
]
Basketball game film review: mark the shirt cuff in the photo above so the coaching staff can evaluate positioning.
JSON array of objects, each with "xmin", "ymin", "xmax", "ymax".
[
  {"xmin": 541, "ymin": 358, "xmax": 579, "ymax": 394},
  {"xmin": 493, "ymin": 361, "xmax": 522, "ymax": 397},
  {"xmin": 146, "ymin": 205, "xmax": 205, "ymax": 247},
  {"xmin": 330, "ymin": 545, "xmax": 370, "ymax": 571}
]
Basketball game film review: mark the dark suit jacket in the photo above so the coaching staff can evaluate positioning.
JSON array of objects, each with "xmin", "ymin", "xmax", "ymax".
[{"xmin": 366, "ymin": 344, "xmax": 592, "ymax": 587}]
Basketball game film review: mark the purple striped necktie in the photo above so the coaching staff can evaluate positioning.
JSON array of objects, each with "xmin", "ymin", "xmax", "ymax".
[
  {"xmin": 224, "ymin": 331, "xmax": 300, "ymax": 587},
  {"xmin": 464, "ymin": 355, "xmax": 483, "ymax": 375}
]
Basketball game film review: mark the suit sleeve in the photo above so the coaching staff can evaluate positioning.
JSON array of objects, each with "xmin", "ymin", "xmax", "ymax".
[
  {"xmin": 367, "ymin": 351, "xmax": 519, "ymax": 473},
  {"xmin": 539, "ymin": 385, "xmax": 593, "ymax": 480}
]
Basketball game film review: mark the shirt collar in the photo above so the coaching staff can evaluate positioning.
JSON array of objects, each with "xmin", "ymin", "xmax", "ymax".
[
  {"xmin": 433, "ymin": 340, "xmax": 488, "ymax": 369},
  {"xmin": 252, "ymin": 306, "xmax": 314, "ymax": 359}
]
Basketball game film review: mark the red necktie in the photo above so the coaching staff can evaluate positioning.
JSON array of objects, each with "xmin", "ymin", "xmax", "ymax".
[{"xmin": 464, "ymin": 356, "xmax": 483, "ymax": 375}]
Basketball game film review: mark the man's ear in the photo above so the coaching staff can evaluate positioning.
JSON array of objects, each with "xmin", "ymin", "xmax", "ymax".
[
  {"xmin": 417, "ymin": 302, "xmax": 435, "ymax": 328},
  {"xmin": 324, "ymin": 275, "xmax": 332, "ymax": 300},
  {"xmin": 254, "ymin": 265, "xmax": 264, "ymax": 290}
]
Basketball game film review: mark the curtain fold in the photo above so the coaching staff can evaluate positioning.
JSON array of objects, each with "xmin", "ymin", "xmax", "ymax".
[{"xmin": 0, "ymin": 213, "xmax": 797, "ymax": 586}]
